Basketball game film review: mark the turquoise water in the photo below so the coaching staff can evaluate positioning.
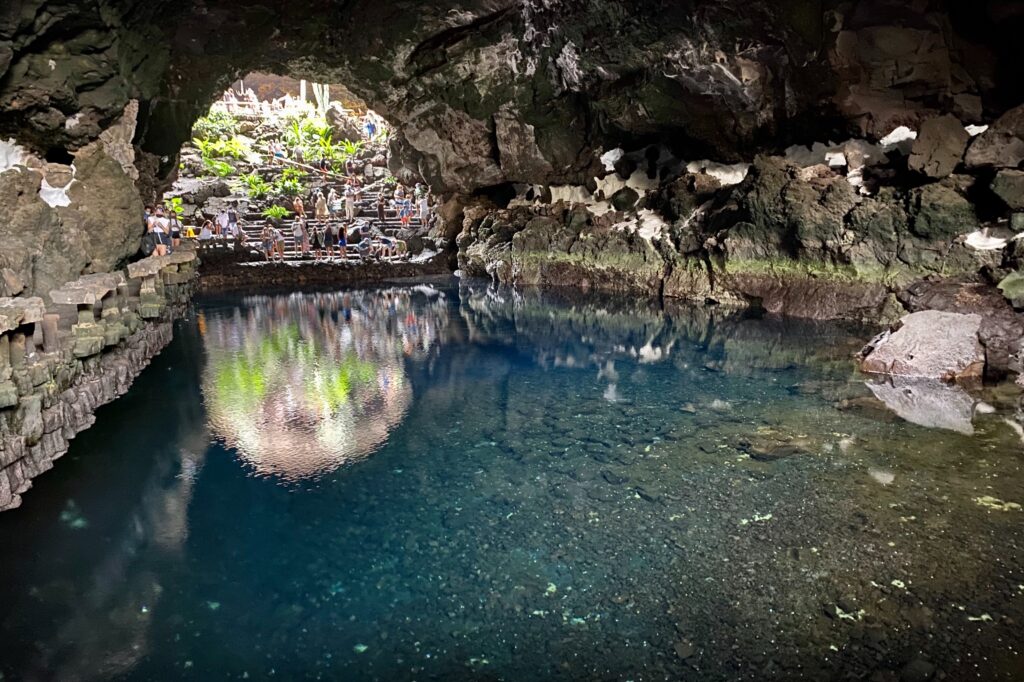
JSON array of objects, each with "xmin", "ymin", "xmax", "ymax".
[{"xmin": 1, "ymin": 283, "xmax": 1023, "ymax": 681}]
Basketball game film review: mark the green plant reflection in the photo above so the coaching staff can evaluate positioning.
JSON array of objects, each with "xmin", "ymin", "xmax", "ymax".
[{"xmin": 201, "ymin": 291, "xmax": 425, "ymax": 481}]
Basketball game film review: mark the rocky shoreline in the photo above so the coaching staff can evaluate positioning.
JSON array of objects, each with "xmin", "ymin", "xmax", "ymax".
[{"xmin": 0, "ymin": 252, "xmax": 198, "ymax": 511}]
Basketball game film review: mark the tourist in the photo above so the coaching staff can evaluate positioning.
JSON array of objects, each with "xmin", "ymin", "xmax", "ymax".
[
  {"xmin": 275, "ymin": 224, "xmax": 287, "ymax": 261},
  {"xmin": 318, "ymin": 156, "xmax": 330, "ymax": 176},
  {"xmin": 198, "ymin": 220, "xmax": 214, "ymax": 240},
  {"xmin": 364, "ymin": 115, "xmax": 377, "ymax": 139},
  {"xmin": 345, "ymin": 158, "xmax": 356, "ymax": 177},
  {"xmin": 315, "ymin": 192, "xmax": 329, "ymax": 221},
  {"xmin": 344, "ymin": 186, "xmax": 357, "ymax": 221},
  {"xmin": 167, "ymin": 208, "xmax": 183, "ymax": 249},
  {"xmin": 294, "ymin": 217, "xmax": 310, "ymax": 258},
  {"xmin": 293, "ymin": 144, "xmax": 304, "ymax": 165},
  {"xmin": 323, "ymin": 219, "xmax": 337, "ymax": 260},
  {"xmin": 338, "ymin": 222, "xmax": 348, "ymax": 260},
  {"xmin": 349, "ymin": 175, "xmax": 363, "ymax": 201},
  {"xmin": 147, "ymin": 206, "xmax": 170, "ymax": 256},
  {"xmin": 418, "ymin": 191, "xmax": 430, "ymax": 228},
  {"xmin": 397, "ymin": 193, "xmax": 412, "ymax": 228},
  {"xmin": 328, "ymin": 187, "xmax": 340, "ymax": 216},
  {"xmin": 293, "ymin": 195, "xmax": 305, "ymax": 218},
  {"xmin": 376, "ymin": 193, "xmax": 387, "ymax": 226},
  {"xmin": 311, "ymin": 221, "xmax": 325, "ymax": 261},
  {"xmin": 227, "ymin": 205, "xmax": 239, "ymax": 236},
  {"xmin": 215, "ymin": 210, "xmax": 229, "ymax": 237},
  {"xmin": 261, "ymin": 222, "xmax": 275, "ymax": 261}
]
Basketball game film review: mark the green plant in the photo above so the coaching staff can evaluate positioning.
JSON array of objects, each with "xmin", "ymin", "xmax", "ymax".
[
  {"xmin": 236, "ymin": 172, "xmax": 272, "ymax": 199},
  {"xmin": 195, "ymin": 136, "xmax": 251, "ymax": 161},
  {"xmin": 164, "ymin": 197, "xmax": 185, "ymax": 217},
  {"xmin": 273, "ymin": 167, "xmax": 307, "ymax": 195},
  {"xmin": 262, "ymin": 206, "xmax": 292, "ymax": 220},
  {"xmin": 338, "ymin": 139, "xmax": 363, "ymax": 157},
  {"xmin": 203, "ymin": 158, "xmax": 235, "ymax": 177},
  {"xmin": 192, "ymin": 109, "xmax": 239, "ymax": 142}
]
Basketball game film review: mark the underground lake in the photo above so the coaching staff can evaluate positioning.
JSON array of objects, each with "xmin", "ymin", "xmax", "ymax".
[{"xmin": 0, "ymin": 283, "xmax": 1021, "ymax": 681}]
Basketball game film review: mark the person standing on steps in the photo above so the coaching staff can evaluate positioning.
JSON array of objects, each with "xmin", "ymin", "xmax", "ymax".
[
  {"xmin": 227, "ymin": 205, "xmax": 239, "ymax": 238},
  {"xmin": 328, "ymin": 187, "xmax": 340, "ymax": 217},
  {"xmin": 364, "ymin": 115, "xmax": 377, "ymax": 139},
  {"xmin": 315, "ymin": 192, "xmax": 329, "ymax": 221},
  {"xmin": 293, "ymin": 195, "xmax": 305, "ymax": 219},
  {"xmin": 376, "ymin": 193, "xmax": 387, "ymax": 227},
  {"xmin": 338, "ymin": 222, "xmax": 348, "ymax": 260},
  {"xmin": 261, "ymin": 221, "xmax": 275, "ymax": 261},
  {"xmin": 274, "ymin": 223, "xmax": 287, "ymax": 262},
  {"xmin": 311, "ymin": 220, "xmax": 325, "ymax": 261},
  {"xmin": 147, "ymin": 205, "xmax": 171, "ymax": 256},
  {"xmin": 417, "ymin": 188, "xmax": 430, "ymax": 228},
  {"xmin": 293, "ymin": 217, "xmax": 310, "ymax": 259},
  {"xmin": 323, "ymin": 219, "xmax": 337, "ymax": 260},
  {"xmin": 344, "ymin": 185, "xmax": 357, "ymax": 221}
]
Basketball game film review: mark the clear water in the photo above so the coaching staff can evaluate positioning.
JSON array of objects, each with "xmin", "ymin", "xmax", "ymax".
[{"xmin": 2, "ymin": 283, "xmax": 1023, "ymax": 681}]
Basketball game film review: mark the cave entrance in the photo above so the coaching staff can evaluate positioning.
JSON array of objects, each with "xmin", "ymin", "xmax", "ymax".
[{"xmin": 168, "ymin": 71, "xmax": 435, "ymax": 261}]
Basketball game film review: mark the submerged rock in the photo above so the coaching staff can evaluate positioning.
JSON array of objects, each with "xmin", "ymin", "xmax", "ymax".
[
  {"xmin": 859, "ymin": 311, "xmax": 985, "ymax": 381},
  {"xmin": 865, "ymin": 377, "xmax": 976, "ymax": 434}
]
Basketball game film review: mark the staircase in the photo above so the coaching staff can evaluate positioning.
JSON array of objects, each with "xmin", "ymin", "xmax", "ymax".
[{"xmin": 211, "ymin": 164, "xmax": 427, "ymax": 262}]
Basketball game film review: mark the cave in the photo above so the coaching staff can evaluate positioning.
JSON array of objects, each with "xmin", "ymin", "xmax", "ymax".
[{"xmin": 2, "ymin": 1, "xmax": 1024, "ymax": 679}]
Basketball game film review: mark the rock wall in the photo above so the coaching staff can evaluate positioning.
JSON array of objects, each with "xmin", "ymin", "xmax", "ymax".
[
  {"xmin": 0, "ymin": 254, "xmax": 198, "ymax": 511},
  {"xmin": 0, "ymin": 103, "xmax": 144, "ymax": 300}
]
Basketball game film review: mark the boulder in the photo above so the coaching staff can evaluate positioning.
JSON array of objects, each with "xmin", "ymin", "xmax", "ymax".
[
  {"xmin": 859, "ymin": 310, "xmax": 984, "ymax": 381},
  {"xmin": 992, "ymin": 170, "xmax": 1024, "ymax": 211},
  {"xmin": 908, "ymin": 183, "xmax": 977, "ymax": 239},
  {"xmin": 908, "ymin": 115, "xmax": 968, "ymax": 179},
  {"xmin": 965, "ymin": 104, "xmax": 1024, "ymax": 168}
]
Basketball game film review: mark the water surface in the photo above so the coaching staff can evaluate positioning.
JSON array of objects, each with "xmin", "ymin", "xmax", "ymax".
[{"xmin": 1, "ymin": 283, "xmax": 1022, "ymax": 681}]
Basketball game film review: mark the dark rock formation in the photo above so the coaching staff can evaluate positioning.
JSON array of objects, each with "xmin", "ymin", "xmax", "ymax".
[{"xmin": 1, "ymin": 1, "xmax": 1022, "ymax": 195}]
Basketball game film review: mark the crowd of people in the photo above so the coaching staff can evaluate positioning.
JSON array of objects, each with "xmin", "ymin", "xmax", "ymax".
[
  {"xmin": 256, "ymin": 180, "xmax": 432, "ymax": 263},
  {"xmin": 143, "ymin": 177, "xmax": 433, "ymax": 265}
]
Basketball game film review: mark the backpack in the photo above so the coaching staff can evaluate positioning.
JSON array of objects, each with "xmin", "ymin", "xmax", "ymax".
[{"xmin": 140, "ymin": 233, "xmax": 157, "ymax": 256}]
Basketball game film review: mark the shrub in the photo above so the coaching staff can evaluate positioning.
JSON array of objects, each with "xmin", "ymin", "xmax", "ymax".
[
  {"xmin": 203, "ymin": 158, "xmax": 235, "ymax": 177},
  {"xmin": 262, "ymin": 206, "xmax": 292, "ymax": 220},
  {"xmin": 192, "ymin": 110, "xmax": 239, "ymax": 142}
]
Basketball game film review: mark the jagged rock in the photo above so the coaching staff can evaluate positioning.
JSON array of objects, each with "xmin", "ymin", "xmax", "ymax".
[
  {"xmin": 859, "ymin": 310, "xmax": 984, "ymax": 381},
  {"xmin": 908, "ymin": 115, "xmax": 969, "ymax": 179},
  {"xmin": 908, "ymin": 183, "xmax": 977, "ymax": 240},
  {"xmin": 992, "ymin": 170, "xmax": 1024, "ymax": 211},
  {"xmin": 965, "ymin": 104, "xmax": 1024, "ymax": 168}
]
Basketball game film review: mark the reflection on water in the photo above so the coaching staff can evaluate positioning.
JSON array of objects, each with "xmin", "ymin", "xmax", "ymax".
[
  {"xmin": 201, "ymin": 290, "xmax": 449, "ymax": 481},
  {"xmin": 0, "ymin": 282, "xmax": 1022, "ymax": 682}
]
